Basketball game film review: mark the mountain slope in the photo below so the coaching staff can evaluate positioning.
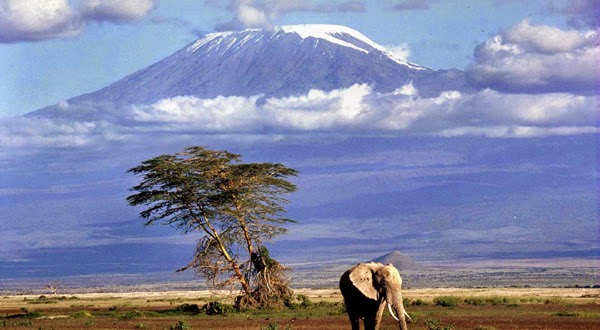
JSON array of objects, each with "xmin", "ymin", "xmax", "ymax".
[
  {"xmin": 32, "ymin": 24, "xmax": 470, "ymax": 117},
  {"xmin": 371, "ymin": 251, "xmax": 429, "ymax": 270}
]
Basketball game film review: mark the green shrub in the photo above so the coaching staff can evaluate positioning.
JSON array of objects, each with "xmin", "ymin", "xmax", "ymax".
[
  {"xmin": 463, "ymin": 296, "xmax": 515, "ymax": 306},
  {"xmin": 203, "ymin": 301, "xmax": 234, "ymax": 315},
  {"xmin": 261, "ymin": 323, "xmax": 293, "ymax": 330},
  {"xmin": 426, "ymin": 319, "xmax": 455, "ymax": 330},
  {"xmin": 0, "ymin": 320, "xmax": 33, "ymax": 327},
  {"xmin": 117, "ymin": 310, "xmax": 143, "ymax": 320},
  {"xmin": 553, "ymin": 311, "xmax": 600, "ymax": 318},
  {"xmin": 176, "ymin": 303, "xmax": 201, "ymax": 314},
  {"xmin": 263, "ymin": 323, "xmax": 280, "ymax": 330},
  {"xmin": 464, "ymin": 297, "xmax": 486, "ymax": 306},
  {"xmin": 20, "ymin": 307, "xmax": 43, "ymax": 319},
  {"xmin": 433, "ymin": 296, "xmax": 460, "ymax": 307},
  {"xmin": 169, "ymin": 320, "xmax": 190, "ymax": 330},
  {"xmin": 297, "ymin": 294, "xmax": 312, "ymax": 308},
  {"xmin": 545, "ymin": 297, "xmax": 567, "ymax": 305},
  {"xmin": 553, "ymin": 311, "xmax": 581, "ymax": 317}
]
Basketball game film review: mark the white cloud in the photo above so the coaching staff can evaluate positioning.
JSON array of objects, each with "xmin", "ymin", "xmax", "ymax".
[
  {"xmin": 0, "ymin": 0, "xmax": 81, "ymax": 42},
  {"xmin": 384, "ymin": 43, "xmax": 411, "ymax": 62},
  {"xmin": 82, "ymin": 0, "xmax": 156, "ymax": 23},
  {"xmin": 503, "ymin": 19, "xmax": 595, "ymax": 54},
  {"xmin": 0, "ymin": 0, "xmax": 156, "ymax": 43},
  {"xmin": 219, "ymin": 0, "xmax": 366, "ymax": 30},
  {"xmin": 126, "ymin": 83, "xmax": 599, "ymax": 138},
  {"xmin": 467, "ymin": 19, "xmax": 599, "ymax": 95},
  {"xmin": 1, "ymin": 83, "xmax": 597, "ymax": 155},
  {"xmin": 131, "ymin": 95, "xmax": 262, "ymax": 131},
  {"xmin": 236, "ymin": 1, "xmax": 269, "ymax": 28}
]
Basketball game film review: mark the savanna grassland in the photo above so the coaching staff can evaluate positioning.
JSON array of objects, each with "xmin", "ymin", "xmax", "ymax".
[{"xmin": 1, "ymin": 288, "xmax": 599, "ymax": 330}]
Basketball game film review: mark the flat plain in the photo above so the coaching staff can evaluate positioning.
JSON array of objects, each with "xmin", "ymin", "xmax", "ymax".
[
  {"xmin": 2, "ymin": 265, "xmax": 599, "ymax": 329},
  {"xmin": 1, "ymin": 287, "xmax": 599, "ymax": 330}
]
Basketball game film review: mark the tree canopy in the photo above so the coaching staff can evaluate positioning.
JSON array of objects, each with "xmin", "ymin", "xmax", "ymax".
[{"xmin": 127, "ymin": 146, "xmax": 298, "ymax": 307}]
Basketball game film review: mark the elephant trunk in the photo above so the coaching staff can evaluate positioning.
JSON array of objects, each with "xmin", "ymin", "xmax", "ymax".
[{"xmin": 387, "ymin": 292, "xmax": 408, "ymax": 330}]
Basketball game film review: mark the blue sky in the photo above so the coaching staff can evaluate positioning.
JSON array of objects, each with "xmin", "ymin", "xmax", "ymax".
[
  {"xmin": 0, "ymin": 0, "xmax": 589, "ymax": 117},
  {"xmin": 0, "ymin": 0, "xmax": 598, "ymax": 280}
]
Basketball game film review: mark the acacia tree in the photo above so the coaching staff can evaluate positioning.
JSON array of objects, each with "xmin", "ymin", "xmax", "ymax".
[{"xmin": 126, "ymin": 146, "xmax": 297, "ymax": 307}]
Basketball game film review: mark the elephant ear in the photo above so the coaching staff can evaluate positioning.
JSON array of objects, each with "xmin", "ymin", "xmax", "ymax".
[{"xmin": 349, "ymin": 263, "xmax": 379, "ymax": 301}]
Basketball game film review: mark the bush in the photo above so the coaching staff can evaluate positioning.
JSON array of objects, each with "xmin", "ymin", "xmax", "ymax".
[
  {"xmin": 463, "ymin": 296, "xmax": 516, "ymax": 306},
  {"xmin": 263, "ymin": 323, "xmax": 280, "ymax": 330},
  {"xmin": 261, "ymin": 323, "xmax": 293, "ymax": 330},
  {"xmin": 296, "ymin": 294, "xmax": 312, "ymax": 308},
  {"xmin": 176, "ymin": 303, "xmax": 201, "ymax": 314},
  {"xmin": 203, "ymin": 301, "xmax": 234, "ymax": 315},
  {"xmin": 169, "ymin": 320, "xmax": 190, "ymax": 330},
  {"xmin": 545, "ymin": 297, "xmax": 567, "ymax": 305},
  {"xmin": 464, "ymin": 297, "xmax": 486, "ymax": 306},
  {"xmin": 553, "ymin": 311, "xmax": 581, "ymax": 317},
  {"xmin": 433, "ymin": 296, "xmax": 460, "ymax": 307},
  {"xmin": 20, "ymin": 307, "xmax": 43, "ymax": 319},
  {"xmin": 426, "ymin": 319, "xmax": 455, "ymax": 330},
  {"xmin": 0, "ymin": 320, "xmax": 32, "ymax": 327},
  {"xmin": 117, "ymin": 311, "xmax": 144, "ymax": 320}
]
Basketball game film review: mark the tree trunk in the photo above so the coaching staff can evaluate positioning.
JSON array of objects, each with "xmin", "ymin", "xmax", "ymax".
[{"xmin": 203, "ymin": 215, "xmax": 251, "ymax": 295}]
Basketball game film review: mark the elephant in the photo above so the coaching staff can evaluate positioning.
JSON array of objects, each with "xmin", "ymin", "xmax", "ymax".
[{"xmin": 339, "ymin": 262, "xmax": 409, "ymax": 330}]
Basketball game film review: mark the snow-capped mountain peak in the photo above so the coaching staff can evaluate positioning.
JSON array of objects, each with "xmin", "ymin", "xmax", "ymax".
[
  {"xmin": 279, "ymin": 24, "xmax": 372, "ymax": 53},
  {"xmin": 31, "ymin": 24, "xmax": 469, "ymax": 116},
  {"xmin": 280, "ymin": 24, "xmax": 427, "ymax": 70},
  {"xmin": 187, "ymin": 24, "xmax": 428, "ymax": 70}
]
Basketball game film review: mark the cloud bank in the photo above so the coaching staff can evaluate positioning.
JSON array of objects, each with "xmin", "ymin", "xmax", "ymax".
[
  {"xmin": 0, "ymin": 0, "xmax": 156, "ymax": 43},
  {"xmin": 0, "ymin": 0, "xmax": 81, "ymax": 42},
  {"xmin": 1, "ymin": 82, "xmax": 596, "ymax": 158},
  {"xmin": 129, "ymin": 84, "xmax": 598, "ymax": 137},
  {"xmin": 467, "ymin": 19, "xmax": 599, "ymax": 95},
  {"xmin": 82, "ymin": 0, "xmax": 156, "ymax": 24}
]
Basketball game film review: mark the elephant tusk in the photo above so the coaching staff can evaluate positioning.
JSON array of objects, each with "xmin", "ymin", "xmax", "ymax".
[
  {"xmin": 404, "ymin": 310, "xmax": 412, "ymax": 322},
  {"xmin": 387, "ymin": 303, "xmax": 400, "ymax": 321}
]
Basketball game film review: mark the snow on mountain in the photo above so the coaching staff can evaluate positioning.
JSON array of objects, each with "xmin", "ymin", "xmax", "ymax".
[
  {"xmin": 31, "ymin": 24, "xmax": 471, "ymax": 117},
  {"xmin": 187, "ymin": 24, "xmax": 428, "ymax": 69}
]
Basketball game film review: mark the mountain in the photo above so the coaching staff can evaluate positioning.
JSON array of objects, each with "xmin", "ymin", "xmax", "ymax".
[
  {"xmin": 371, "ymin": 251, "xmax": 429, "ymax": 271},
  {"xmin": 31, "ymin": 24, "xmax": 471, "ymax": 118}
]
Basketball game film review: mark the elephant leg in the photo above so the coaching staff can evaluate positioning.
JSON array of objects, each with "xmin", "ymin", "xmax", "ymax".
[
  {"xmin": 348, "ymin": 316, "xmax": 360, "ymax": 330},
  {"xmin": 363, "ymin": 316, "xmax": 376, "ymax": 330},
  {"xmin": 344, "ymin": 302, "xmax": 361, "ymax": 330},
  {"xmin": 373, "ymin": 300, "xmax": 386, "ymax": 330}
]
